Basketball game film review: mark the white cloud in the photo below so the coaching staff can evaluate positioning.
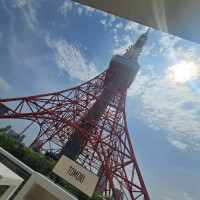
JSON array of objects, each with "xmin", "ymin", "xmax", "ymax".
[
  {"xmin": 125, "ymin": 21, "xmax": 139, "ymax": 31},
  {"xmin": 109, "ymin": 15, "xmax": 116, "ymax": 26},
  {"xmin": 45, "ymin": 35, "xmax": 99, "ymax": 81},
  {"xmin": 158, "ymin": 33, "xmax": 184, "ymax": 61},
  {"xmin": 123, "ymin": 35, "xmax": 131, "ymax": 43},
  {"xmin": 182, "ymin": 193, "xmax": 194, "ymax": 200},
  {"xmin": 159, "ymin": 33, "xmax": 181, "ymax": 48},
  {"xmin": 0, "ymin": 76, "xmax": 13, "ymax": 93},
  {"xmin": 143, "ymin": 42, "xmax": 155, "ymax": 56},
  {"xmin": 96, "ymin": 9, "xmax": 108, "ymax": 17},
  {"xmin": 113, "ymin": 35, "xmax": 119, "ymax": 46},
  {"xmin": 11, "ymin": 0, "xmax": 39, "ymax": 31},
  {"xmin": 74, "ymin": 3, "xmax": 95, "ymax": 16},
  {"xmin": 77, "ymin": 7, "xmax": 83, "ymax": 15},
  {"xmin": 60, "ymin": 0, "xmax": 73, "ymax": 15},
  {"xmin": 83, "ymin": 5, "xmax": 95, "ymax": 14},
  {"xmin": 115, "ymin": 22, "xmax": 123, "ymax": 29},
  {"xmin": 100, "ymin": 19, "xmax": 106, "ymax": 26},
  {"xmin": 170, "ymin": 140, "xmax": 188, "ymax": 151},
  {"xmin": 128, "ymin": 62, "xmax": 200, "ymax": 150},
  {"xmin": 110, "ymin": 15, "xmax": 115, "ymax": 21},
  {"xmin": 159, "ymin": 46, "xmax": 164, "ymax": 54},
  {"xmin": 113, "ymin": 44, "xmax": 128, "ymax": 55},
  {"xmin": 11, "ymin": 0, "xmax": 27, "ymax": 7},
  {"xmin": 113, "ymin": 28, "xmax": 117, "ymax": 33},
  {"xmin": 100, "ymin": 15, "xmax": 116, "ymax": 29},
  {"xmin": 124, "ymin": 21, "xmax": 149, "ymax": 34},
  {"xmin": 113, "ymin": 35, "xmax": 132, "ymax": 55},
  {"xmin": 171, "ymin": 46, "xmax": 199, "ymax": 62}
]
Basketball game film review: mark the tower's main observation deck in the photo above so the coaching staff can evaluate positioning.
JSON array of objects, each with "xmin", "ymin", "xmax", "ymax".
[{"xmin": 108, "ymin": 55, "xmax": 140, "ymax": 87}]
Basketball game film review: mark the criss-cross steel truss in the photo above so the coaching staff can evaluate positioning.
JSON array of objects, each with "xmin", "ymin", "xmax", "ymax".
[{"xmin": 0, "ymin": 30, "xmax": 150, "ymax": 200}]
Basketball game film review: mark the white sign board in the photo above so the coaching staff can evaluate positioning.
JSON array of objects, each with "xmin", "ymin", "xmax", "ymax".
[{"xmin": 53, "ymin": 155, "xmax": 99, "ymax": 197}]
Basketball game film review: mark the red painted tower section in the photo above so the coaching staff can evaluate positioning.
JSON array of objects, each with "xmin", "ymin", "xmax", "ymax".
[{"xmin": 0, "ymin": 30, "xmax": 150, "ymax": 200}]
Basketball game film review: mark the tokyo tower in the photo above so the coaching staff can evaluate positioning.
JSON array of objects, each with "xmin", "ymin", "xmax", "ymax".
[{"xmin": 0, "ymin": 29, "xmax": 150, "ymax": 200}]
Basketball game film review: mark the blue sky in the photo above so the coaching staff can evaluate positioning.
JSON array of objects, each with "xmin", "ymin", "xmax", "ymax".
[{"xmin": 0, "ymin": 0, "xmax": 200, "ymax": 199}]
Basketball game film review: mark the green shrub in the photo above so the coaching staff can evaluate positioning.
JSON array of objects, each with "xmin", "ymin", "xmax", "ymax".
[{"xmin": 0, "ymin": 132, "xmax": 107, "ymax": 200}]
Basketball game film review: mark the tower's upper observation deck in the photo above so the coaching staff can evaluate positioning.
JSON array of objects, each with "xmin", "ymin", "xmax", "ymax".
[{"xmin": 108, "ymin": 55, "xmax": 140, "ymax": 88}]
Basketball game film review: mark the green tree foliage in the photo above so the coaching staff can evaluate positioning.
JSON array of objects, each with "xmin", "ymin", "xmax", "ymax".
[
  {"xmin": 0, "ymin": 132, "xmax": 108, "ymax": 200},
  {"xmin": 0, "ymin": 132, "xmax": 56, "ymax": 177}
]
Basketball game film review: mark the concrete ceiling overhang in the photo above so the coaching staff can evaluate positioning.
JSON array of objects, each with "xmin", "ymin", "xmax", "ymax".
[{"xmin": 73, "ymin": 0, "xmax": 200, "ymax": 44}]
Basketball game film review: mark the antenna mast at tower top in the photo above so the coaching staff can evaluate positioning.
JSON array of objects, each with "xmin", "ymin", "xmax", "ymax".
[{"xmin": 123, "ymin": 28, "xmax": 150, "ymax": 61}]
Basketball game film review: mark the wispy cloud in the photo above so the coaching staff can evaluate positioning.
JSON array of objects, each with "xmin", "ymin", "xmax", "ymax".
[
  {"xmin": 11, "ymin": 0, "xmax": 39, "ymax": 31},
  {"xmin": 182, "ymin": 193, "xmax": 195, "ymax": 200},
  {"xmin": 128, "ymin": 62, "xmax": 200, "ymax": 150},
  {"xmin": 159, "ymin": 33, "xmax": 181, "ymax": 48},
  {"xmin": 45, "ymin": 35, "xmax": 99, "ymax": 81},
  {"xmin": 77, "ymin": 7, "xmax": 83, "ymax": 15},
  {"xmin": 168, "ymin": 46, "xmax": 200, "ymax": 63},
  {"xmin": 112, "ymin": 35, "xmax": 132, "ymax": 55},
  {"xmin": 96, "ymin": 9, "xmax": 108, "ymax": 17},
  {"xmin": 59, "ymin": 0, "xmax": 73, "ymax": 15},
  {"xmin": 169, "ymin": 139, "xmax": 188, "ymax": 151},
  {"xmin": 124, "ymin": 21, "xmax": 139, "ymax": 31},
  {"xmin": 109, "ymin": 15, "xmax": 116, "ymax": 26},
  {"xmin": 100, "ymin": 19, "xmax": 106, "ymax": 26},
  {"xmin": 115, "ymin": 22, "xmax": 123, "ymax": 29},
  {"xmin": 143, "ymin": 42, "xmax": 155, "ymax": 56},
  {"xmin": 124, "ymin": 21, "xmax": 149, "ymax": 34},
  {"xmin": 73, "ymin": 2, "xmax": 95, "ymax": 16},
  {"xmin": 11, "ymin": 0, "xmax": 27, "ymax": 7},
  {"xmin": 83, "ymin": 5, "xmax": 95, "ymax": 14},
  {"xmin": 113, "ymin": 34, "xmax": 119, "ymax": 46},
  {"xmin": 0, "ymin": 76, "xmax": 13, "ymax": 93},
  {"xmin": 100, "ymin": 15, "xmax": 116, "ymax": 29},
  {"xmin": 158, "ymin": 35, "xmax": 180, "ymax": 64}
]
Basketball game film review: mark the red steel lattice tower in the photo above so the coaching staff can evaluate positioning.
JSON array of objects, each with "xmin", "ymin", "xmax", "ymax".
[{"xmin": 0, "ymin": 29, "xmax": 150, "ymax": 200}]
